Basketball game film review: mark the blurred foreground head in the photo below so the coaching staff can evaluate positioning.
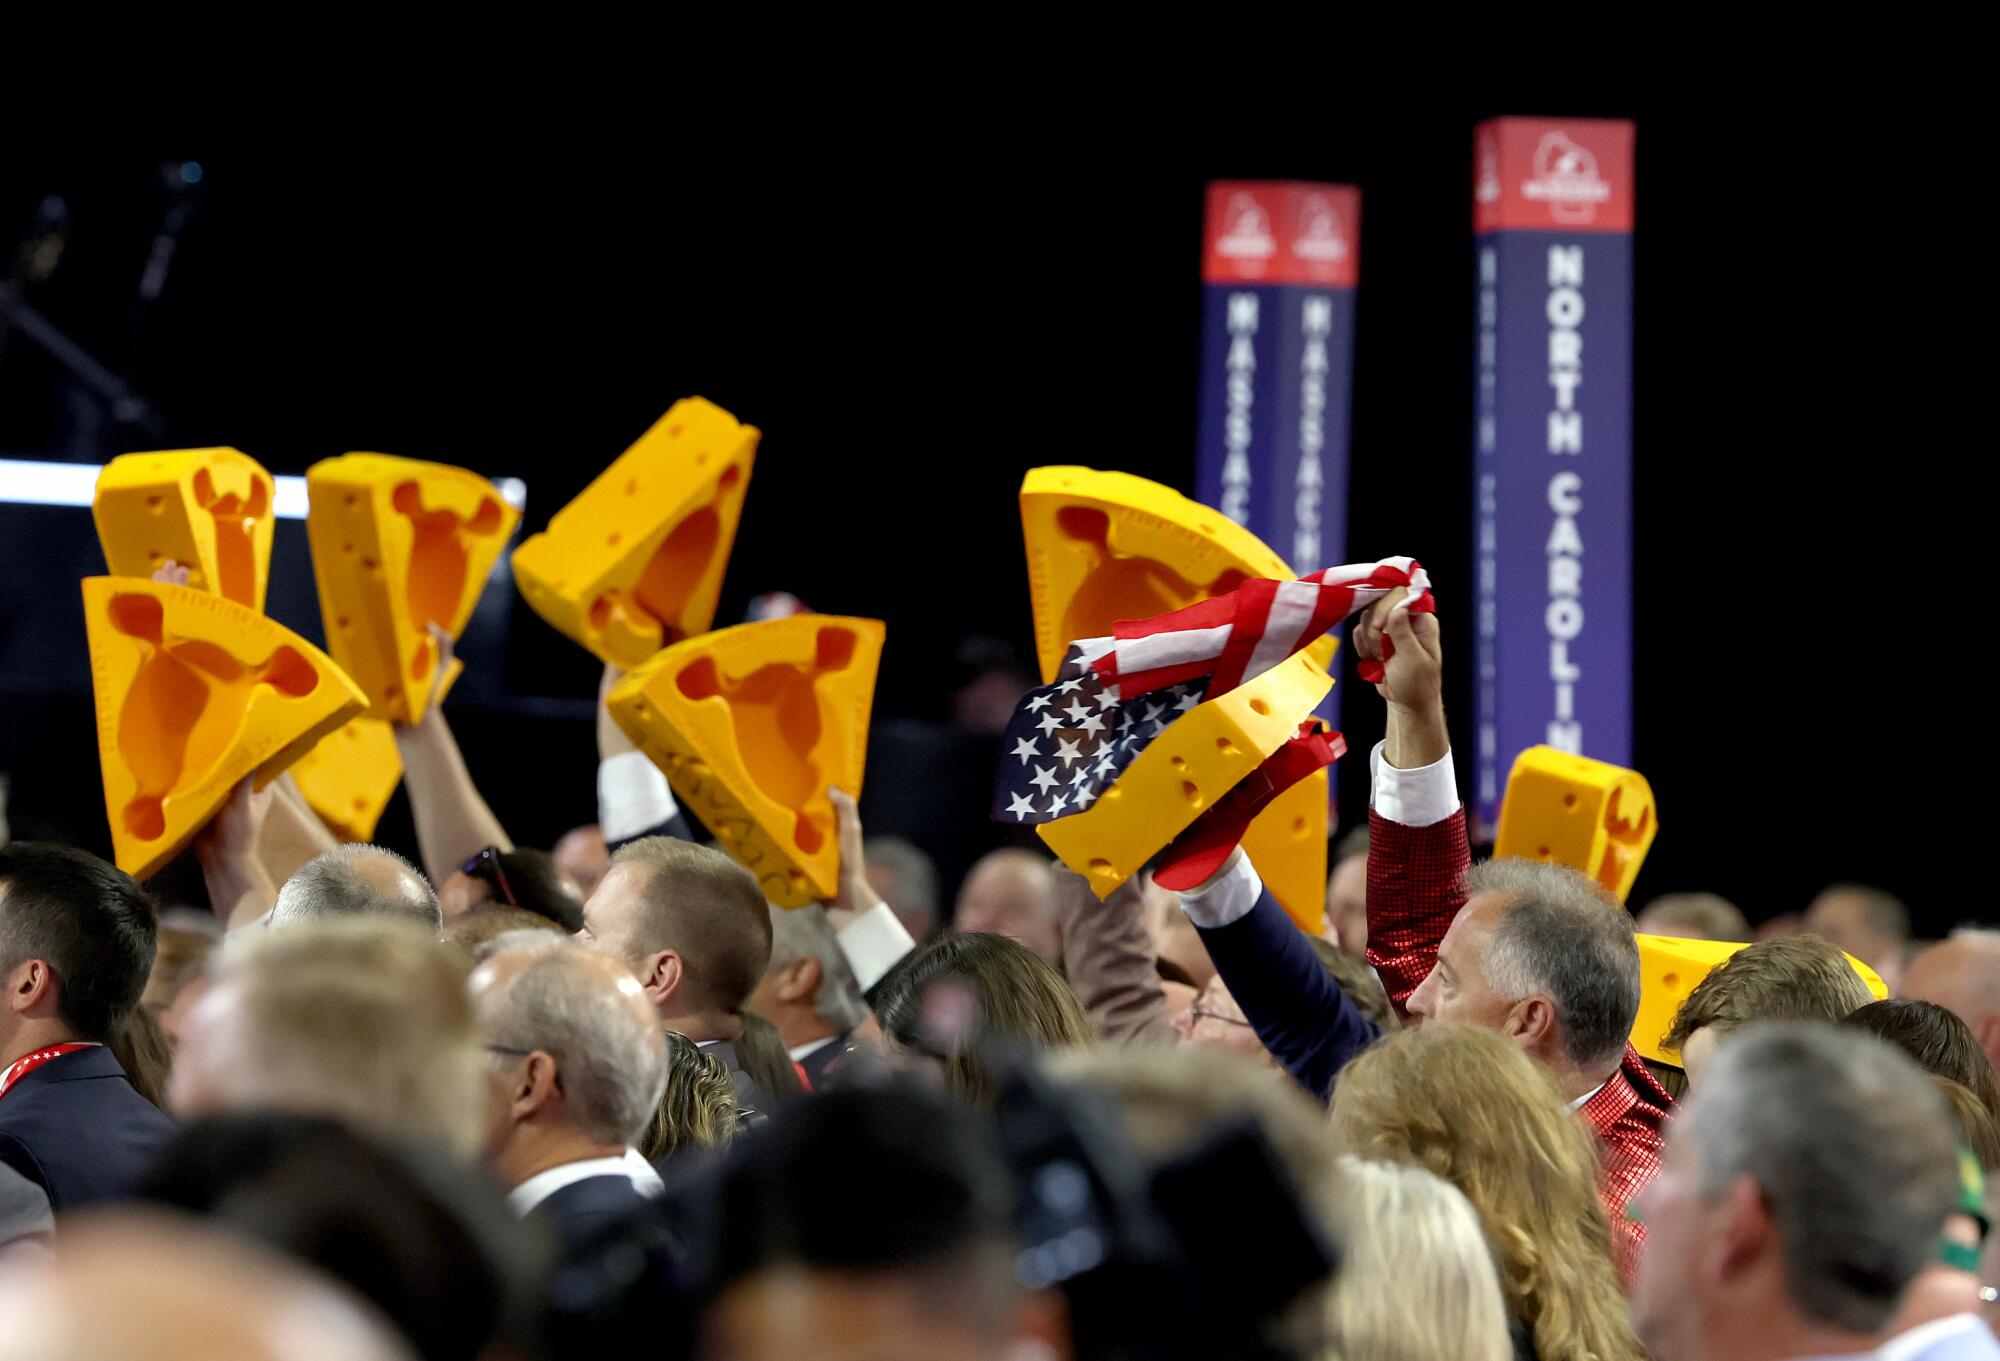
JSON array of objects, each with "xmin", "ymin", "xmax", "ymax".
[
  {"xmin": 0, "ymin": 1209, "xmax": 414, "ymax": 1361},
  {"xmin": 168, "ymin": 917, "xmax": 484, "ymax": 1156}
]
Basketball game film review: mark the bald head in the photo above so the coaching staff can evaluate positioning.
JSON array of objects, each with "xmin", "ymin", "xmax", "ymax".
[
  {"xmin": 0, "ymin": 1210, "xmax": 414, "ymax": 1361},
  {"xmin": 1902, "ymin": 933, "xmax": 2000, "ymax": 1071},
  {"xmin": 954, "ymin": 849, "xmax": 1060, "ymax": 964},
  {"xmin": 271, "ymin": 846, "xmax": 441, "ymax": 932}
]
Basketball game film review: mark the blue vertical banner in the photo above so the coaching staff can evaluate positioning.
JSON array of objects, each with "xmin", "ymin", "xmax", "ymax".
[
  {"xmin": 1472, "ymin": 118, "xmax": 1636, "ymax": 836},
  {"xmin": 1196, "ymin": 181, "xmax": 1360, "ymax": 726}
]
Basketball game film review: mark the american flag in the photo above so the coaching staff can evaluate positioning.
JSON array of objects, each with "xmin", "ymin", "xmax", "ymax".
[{"xmin": 993, "ymin": 558, "xmax": 1431, "ymax": 825}]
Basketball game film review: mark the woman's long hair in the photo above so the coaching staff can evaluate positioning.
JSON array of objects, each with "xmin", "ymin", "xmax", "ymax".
[
  {"xmin": 1330, "ymin": 1023, "xmax": 1643, "ymax": 1361},
  {"xmin": 876, "ymin": 932, "xmax": 1093, "ymax": 1107}
]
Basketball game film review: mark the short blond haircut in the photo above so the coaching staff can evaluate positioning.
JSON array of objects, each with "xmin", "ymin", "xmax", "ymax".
[
  {"xmin": 1330, "ymin": 1024, "xmax": 1644, "ymax": 1361},
  {"xmin": 1331, "ymin": 1158, "xmax": 1512, "ymax": 1361},
  {"xmin": 194, "ymin": 918, "xmax": 483, "ymax": 1156},
  {"xmin": 1663, "ymin": 934, "xmax": 1875, "ymax": 1054}
]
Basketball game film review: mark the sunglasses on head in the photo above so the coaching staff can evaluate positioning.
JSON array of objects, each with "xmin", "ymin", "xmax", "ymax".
[{"xmin": 463, "ymin": 846, "xmax": 519, "ymax": 909}]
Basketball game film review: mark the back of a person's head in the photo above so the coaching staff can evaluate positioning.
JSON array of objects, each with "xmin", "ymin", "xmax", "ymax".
[
  {"xmin": 1843, "ymin": 998, "xmax": 2000, "ymax": 1128},
  {"xmin": 142, "ymin": 919, "xmax": 220, "ymax": 1015},
  {"xmin": 0, "ymin": 1208, "xmax": 417, "ymax": 1361},
  {"xmin": 0, "ymin": 841, "xmax": 158, "ymax": 1042},
  {"xmin": 876, "ymin": 931, "xmax": 1093, "ymax": 1106},
  {"xmin": 704, "ymin": 1085, "xmax": 1015, "ymax": 1329},
  {"xmin": 270, "ymin": 845, "xmax": 442, "ymax": 932},
  {"xmin": 607, "ymin": 837, "xmax": 771, "ymax": 1014},
  {"xmin": 471, "ymin": 939, "xmax": 666, "ymax": 1149},
  {"xmin": 641, "ymin": 1030, "xmax": 736, "ymax": 1163},
  {"xmin": 1680, "ymin": 1022, "xmax": 1961, "ymax": 1333},
  {"xmin": 443, "ymin": 906, "xmax": 565, "ymax": 959},
  {"xmin": 1331, "ymin": 1157, "xmax": 1512, "ymax": 1361},
  {"xmin": 1664, "ymin": 934, "xmax": 1876, "ymax": 1054},
  {"xmin": 732, "ymin": 1009, "xmax": 804, "ymax": 1107},
  {"xmin": 135, "ymin": 1112, "xmax": 540, "ymax": 1361},
  {"xmin": 1048, "ymin": 1046, "xmax": 1346, "ymax": 1359},
  {"xmin": 765, "ymin": 902, "xmax": 869, "ymax": 1034},
  {"xmin": 1634, "ymin": 891, "xmax": 1751, "ymax": 942},
  {"xmin": 863, "ymin": 836, "xmax": 939, "ymax": 935},
  {"xmin": 1305, "ymin": 935, "xmax": 1398, "ymax": 1032},
  {"xmin": 1810, "ymin": 882, "xmax": 1912, "ymax": 943},
  {"xmin": 1463, "ymin": 857, "xmax": 1642, "ymax": 1073},
  {"xmin": 172, "ymin": 917, "xmax": 483, "ymax": 1155},
  {"xmin": 489, "ymin": 847, "xmax": 584, "ymax": 933},
  {"xmin": 1329, "ymin": 1023, "xmax": 1641, "ymax": 1361}
]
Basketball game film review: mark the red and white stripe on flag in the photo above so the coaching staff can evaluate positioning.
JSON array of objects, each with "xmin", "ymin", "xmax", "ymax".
[{"xmin": 1089, "ymin": 557, "xmax": 1433, "ymax": 701}]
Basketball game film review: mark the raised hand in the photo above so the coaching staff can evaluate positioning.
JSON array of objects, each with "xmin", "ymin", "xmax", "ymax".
[{"xmin": 1350, "ymin": 586, "xmax": 1449, "ymax": 770}]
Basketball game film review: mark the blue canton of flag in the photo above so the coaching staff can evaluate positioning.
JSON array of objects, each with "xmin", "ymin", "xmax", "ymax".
[{"xmin": 991, "ymin": 646, "xmax": 1207, "ymax": 825}]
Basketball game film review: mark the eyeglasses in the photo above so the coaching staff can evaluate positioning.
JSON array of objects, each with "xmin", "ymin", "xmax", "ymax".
[
  {"xmin": 1187, "ymin": 1001, "xmax": 1254, "ymax": 1029},
  {"xmin": 463, "ymin": 846, "xmax": 519, "ymax": 909}
]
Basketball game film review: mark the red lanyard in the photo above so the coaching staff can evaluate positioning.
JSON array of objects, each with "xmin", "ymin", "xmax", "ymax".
[{"xmin": 0, "ymin": 1043, "xmax": 100, "ymax": 1102}]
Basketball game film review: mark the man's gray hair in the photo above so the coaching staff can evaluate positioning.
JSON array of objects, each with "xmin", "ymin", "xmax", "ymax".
[
  {"xmin": 1465, "ymin": 857, "xmax": 1641, "ymax": 1072},
  {"xmin": 1684, "ymin": 1022, "xmax": 1960, "ymax": 1332},
  {"xmin": 476, "ymin": 939, "xmax": 666, "ymax": 1148},
  {"xmin": 270, "ymin": 845, "xmax": 442, "ymax": 932},
  {"xmin": 767, "ymin": 903, "xmax": 869, "ymax": 1033}
]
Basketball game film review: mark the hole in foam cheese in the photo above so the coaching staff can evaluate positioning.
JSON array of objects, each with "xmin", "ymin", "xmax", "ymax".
[
  {"xmin": 93, "ymin": 448, "xmax": 276, "ymax": 613},
  {"xmin": 83, "ymin": 577, "xmax": 367, "ymax": 880},
  {"xmin": 1492, "ymin": 745, "xmax": 1658, "ymax": 903},
  {"xmin": 511, "ymin": 397, "xmax": 757, "ymax": 669},
  {"xmin": 1021, "ymin": 466, "xmax": 1336, "ymax": 931},
  {"xmin": 606, "ymin": 615, "xmax": 884, "ymax": 909},
  {"xmin": 305, "ymin": 455, "xmax": 519, "ymax": 725}
]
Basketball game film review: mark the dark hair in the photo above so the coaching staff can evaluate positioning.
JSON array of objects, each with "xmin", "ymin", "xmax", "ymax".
[
  {"xmin": 135, "ymin": 1113, "xmax": 544, "ymax": 1361},
  {"xmin": 705, "ymin": 1086, "xmax": 1015, "ymax": 1329},
  {"xmin": 0, "ymin": 842, "xmax": 159, "ymax": 1041},
  {"xmin": 734, "ymin": 1009, "xmax": 805, "ymax": 1107},
  {"xmin": 486, "ymin": 848, "xmax": 584, "ymax": 933},
  {"xmin": 1843, "ymin": 999, "xmax": 2000, "ymax": 1128},
  {"xmin": 610, "ymin": 838, "xmax": 772, "ymax": 1014}
]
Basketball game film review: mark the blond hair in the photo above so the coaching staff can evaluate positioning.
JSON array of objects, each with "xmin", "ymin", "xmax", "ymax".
[
  {"xmin": 1663, "ymin": 934, "xmax": 1875, "ymax": 1054},
  {"xmin": 194, "ymin": 918, "xmax": 484, "ymax": 1156},
  {"xmin": 642, "ymin": 1029, "xmax": 738, "ymax": 1161},
  {"xmin": 1330, "ymin": 1024, "xmax": 1642, "ymax": 1361},
  {"xmin": 1331, "ymin": 1157, "xmax": 1512, "ymax": 1361}
]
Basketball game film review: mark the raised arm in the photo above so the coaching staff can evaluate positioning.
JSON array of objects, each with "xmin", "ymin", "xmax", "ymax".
[
  {"xmin": 1179, "ymin": 849, "xmax": 1381, "ymax": 1101},
  {"xmin": 1054, "ymin": 867, "xmax": 1179, "ymax": 1048},
  {"xmin": 394, "ymin": 627, "xmax": 511, "ymax": 886},
  {"xmin": 1350, "ymin": 590, "xmax": 1469, "ymax": 1015}
]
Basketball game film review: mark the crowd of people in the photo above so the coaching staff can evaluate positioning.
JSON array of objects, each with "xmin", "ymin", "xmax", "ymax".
[{"xmin": 2, "ymin": 590, "xmax": 1998, "ymax": 1361}]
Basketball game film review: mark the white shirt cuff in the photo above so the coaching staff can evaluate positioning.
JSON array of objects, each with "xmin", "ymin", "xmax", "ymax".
[
  {"xmin": 1368, "ymin": 740, "xmax": 1461, "ymax": 828},
  {"xmin": 838, "ymin": 902, "xmax": 916, "ymax": 993},
  {"xmin": 598, "ymin": 751, "xmax": 682, "ymax": 843},
  {"xmin": 1178, "ymin": 854, "xmax": 1265, "ymax": 930}
]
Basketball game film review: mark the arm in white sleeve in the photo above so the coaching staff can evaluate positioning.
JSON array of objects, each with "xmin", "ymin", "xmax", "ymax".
[
  {"xmin": 1368, "ymin": 740, "xmax": 1461, "ymax": 828},
  {"xmin": 597, "ymin": 751, "xmax": 684, "ymax": 845},
  {"xmin": 837, "ymin": 902, "xmax": 917, "ymax": 995},
  {"xmin": 1177, "ymin": 852, "xmax": 1265, "ymax": 929}
]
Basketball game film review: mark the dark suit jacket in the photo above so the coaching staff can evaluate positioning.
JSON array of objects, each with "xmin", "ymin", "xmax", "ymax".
[
  {"xmin": 796, "ymin": 1033, "xmax": 851, "ymax": 1091},
  {"xmin": 701, "ymin": 1041, "xmax": 771, "ymax": 1131},
  {"xmin": 0, "ymin": 1046, "xmax": 176, "ymax": 1211},
  {"xmin": 1196, "ymin": 887, "xmax": 1382, "ymax": 1102},
  {"xmin": 532, "ymin": 1173, "xmax": 654, "ymax": 1256}
]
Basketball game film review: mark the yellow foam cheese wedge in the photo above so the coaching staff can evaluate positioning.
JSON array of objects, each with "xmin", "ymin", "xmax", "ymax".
[
  {"xmin": 83, "ymin": 577, "xmax": 367, "ymax": 880},
  {"xmin": 93, "ymin": 448, "xmax": 276, "ymax": 612},
  {"xmin": 607, "ymin": 615, "xmax": 885, "ymax": 908},
  {"xmin": 1039, "ymin": 649, "xmax": 1333, "ymax": 901},
  {"xmin": 1021, "ymin": 466, "xmax": 1337, "ymax": 927},
  {"xmin": 512, "ymin": 397, "xmax": 758, "ymax": 669},
  {"xmin": 305, "ymin": 455, "xmax": 518, "ymax": 724},
  {"xmin": 288, "ymin": 717, "xmax": 403, "ymax": 844},
  {"xmin": 1493, "ymin": 745, "xmax": 1658, "ymax": 902},
  {"xmin": 1632, "ymin": 934, "xmax": 1886, "ymax": 1066}
]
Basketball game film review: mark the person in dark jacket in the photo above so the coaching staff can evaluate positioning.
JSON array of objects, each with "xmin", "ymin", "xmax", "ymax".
[{"xmin": 0, "ymin": 843, "xmax": 176, "ymax": 1246}]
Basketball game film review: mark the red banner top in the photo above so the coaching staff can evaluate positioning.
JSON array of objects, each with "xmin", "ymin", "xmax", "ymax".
[
  {"xmin": 1474, "ymin": 117, "xmax": 1635, "ymax": 234},
  {"xmin": 1202, "ymin": 181, "xmax": 1361, "ymax": 287}
]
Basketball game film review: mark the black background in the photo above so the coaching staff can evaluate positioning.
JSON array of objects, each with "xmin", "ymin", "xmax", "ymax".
[{"xmin": 1, "ymin": 96, "xmax": 1983, "ymax": 931}]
